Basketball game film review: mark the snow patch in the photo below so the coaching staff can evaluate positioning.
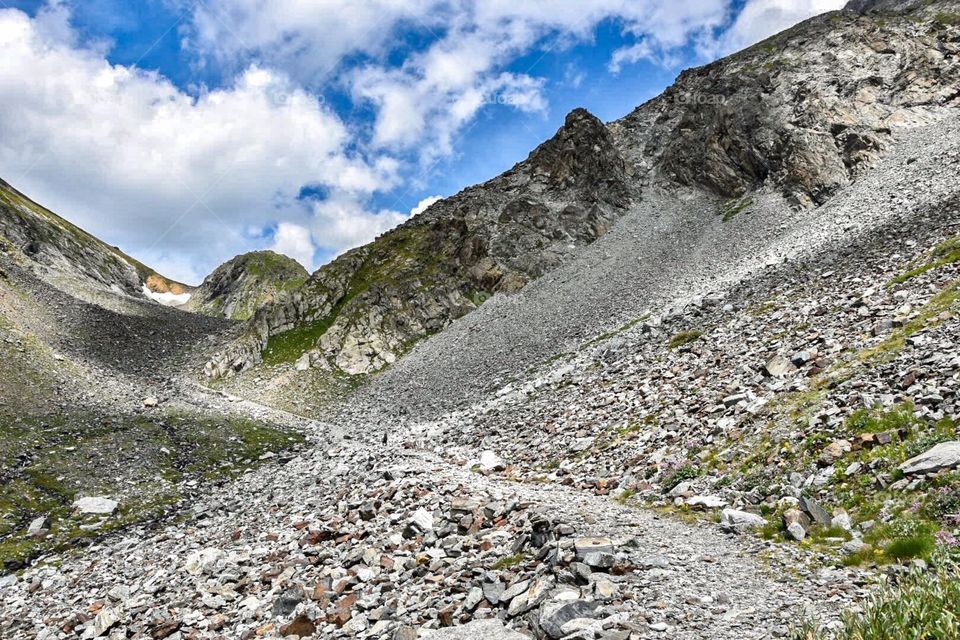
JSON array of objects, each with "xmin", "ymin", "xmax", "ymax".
[{"xmin": 142, "ymin": 284, "xmax": 191, "ymax": 306}]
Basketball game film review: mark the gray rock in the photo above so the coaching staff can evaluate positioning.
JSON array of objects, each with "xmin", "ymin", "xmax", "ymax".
[
  {"xmin": 721, "ymin": 509, "xmax": 767, "ymax": 531},
  {"xmin": 799, "ymin": 496, "xmax": 832, "ymax": 526},
  {"xmin": 900, "ymin": 442, "xmax": 960, "ymax": 475},
  {"xmin": 540, "ymin": 600, "xmax": 598, "ymax": 639},
  {"xmin": 424, "ymin": 619, "xmax": 530, "ymax": 639}
]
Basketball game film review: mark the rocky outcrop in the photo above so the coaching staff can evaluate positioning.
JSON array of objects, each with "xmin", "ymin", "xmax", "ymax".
[
  {"xmin": 610, "ymin": 0, "xmax": 960, "ymax": 206},
  {"xmin": 184, "ymin": 251, "xmax": 308, "ymax": 320},
  {"xmin": 205, "ymin": 109, "xmax": 633, "ymax": 377}
]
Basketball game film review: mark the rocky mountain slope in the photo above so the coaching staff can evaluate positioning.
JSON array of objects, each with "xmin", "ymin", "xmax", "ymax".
[
  {"xmin": 204, "ymin": 108, "xmax": 632, "ymax": 378},
  {"xmin": 184, "ymin": 251, "xmax": 308, "ymax": 321},
  {"xmin": 0, "ymin": 184, "xmax": 305, "ymax": 573}
]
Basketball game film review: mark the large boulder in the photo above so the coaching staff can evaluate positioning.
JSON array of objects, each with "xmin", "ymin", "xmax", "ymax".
[{"xmin": 900, "ymin": 442, "xmax": 960, "ymax": 475}]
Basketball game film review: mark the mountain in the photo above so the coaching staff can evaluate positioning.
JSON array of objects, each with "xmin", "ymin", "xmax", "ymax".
[
  {"xmin": 203, "ymin": 108, "xmax": 632, "ymax": 378},
  {"xmin": 0, "ymin": 180, "xmax": 304, "ymax": 571},
  {"xmin": 0, "ymin": 179, "xmax": 190, "ymax": 305},
  {"xmin": 2, "ymin": 2, "xmax": 960, "ymax": 637},
  {"xmin": 204, "ymin": 0, "xmax": 960, "ymax": 390},
  {"xmin": 183, "ymin": 251, "xmax": 308, "ymax": 320}
]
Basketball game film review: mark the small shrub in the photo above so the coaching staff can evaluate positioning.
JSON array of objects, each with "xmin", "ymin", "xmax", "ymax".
[
  {"xmin": 668, "ymin": 330, "xmax": 703, "ymax": 350},
  {"xmin": 793, "ymin": 558, "xmax": 960, "ymax": 640},
  {"xmin": 662, "ymin": 464, "xmax": 701, "ymax": 491}
]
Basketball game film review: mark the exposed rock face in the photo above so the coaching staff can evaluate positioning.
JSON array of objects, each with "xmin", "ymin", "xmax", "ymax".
[
  {"xmin": 0, "ymin": 179, "xmax": 186, "ymax": 301},
  {"xmin": 205, "ymin": 109, "xmax": 633, "ymax": 377},
  {"xmin": 610, "ymin": 0, "xmax": 960, "ymax": 207},
  {"xmin": 184, "ymin": 251, "xmax": 308, "ymax": 320}
]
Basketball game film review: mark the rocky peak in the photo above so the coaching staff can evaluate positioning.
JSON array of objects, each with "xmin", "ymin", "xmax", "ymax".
[
  {"xmin": 185, "ymin": 250, "xmax": 308, "ymax": 321},
  {"xmin": 524, "ymin": 108, "xmax": 630, "ymax": 207},
  {"xmin": 611, "ymin": 0, "xmax": 960, "ymax": 207}
]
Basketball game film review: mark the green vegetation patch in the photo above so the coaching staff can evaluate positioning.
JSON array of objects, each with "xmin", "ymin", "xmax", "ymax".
[
  {"xmin": 718, "ymin": 197, "xmax": 754, "ymax": 223},
  {"xmin": 794, "ymin": 558, "xmax": 960, "ymax": 640},
  {"xmin": 668, "ymin": 330, "xmax": 704, "ymax": 350},
  {"xmin": 0, "ymin": 410, "xmax": 303, "ymax": 571},
  {"xmin": 889, "ymin": 235, "xmax": 960, "ymax": 286}
]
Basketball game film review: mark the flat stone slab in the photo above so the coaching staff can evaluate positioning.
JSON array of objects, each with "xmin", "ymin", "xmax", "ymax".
[
  {"xmin": 900, "ymin": 441, "xmax": 960, "ymax": 475},
  {"xmin": 73, "ymin": 497, "xmax": 119, "ymax": 515}
]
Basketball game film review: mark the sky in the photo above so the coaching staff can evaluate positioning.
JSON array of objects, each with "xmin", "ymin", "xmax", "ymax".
[{"xmin": 0, "ymin": 0, "xmax": 845, "ymax": 284}]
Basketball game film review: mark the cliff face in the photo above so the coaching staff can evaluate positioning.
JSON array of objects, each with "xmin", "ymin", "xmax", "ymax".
[
  {"xmin": 609, "ymin": 0, "xmax": 960, "ymax": 207},
  {"xmin": 204, "ymin": 0, "xmax": 960, "ymax": 380},
  {"xmin": 204, "ymin": 109, "xmax": 633, "ymax": 377},
  {"xmin": 184, "ymin": 251, "xmax": 308, "ymax": 321}
]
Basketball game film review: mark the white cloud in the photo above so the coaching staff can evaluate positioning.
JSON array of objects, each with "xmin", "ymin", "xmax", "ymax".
[
  {"xmin": 0, "ymin": 4, "xmax": 397, "ymax": 283},
  {"xmin": 705, "ymin": 0, "xmax": 846, "ymax": 57},
  {"xmin": 410, "ymin": 196, "xmax": 442, "ymax": 217},
  {"xmin": 270, "ymin": 222, "xmax": 317, "ymax": 272},
  {"xmin": 309, "ymin": 193, "xmax": 410, "ymax": 256}
]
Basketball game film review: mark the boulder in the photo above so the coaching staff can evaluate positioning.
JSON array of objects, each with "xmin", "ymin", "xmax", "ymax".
[
  {"xmin": 900, "ymin": 442, "xmax": 960, "ymax": 475},
  {"xmin": 424, "ymin": 619, "xmax": 530, "ymax": 639},
  {"xmin": 539, "ymin": 600, "xmax": 598, "ymax": 639},
  {"xmin": 479, "ymin": 451, "xmax": 506, "ymax": 472},
  {"xmin": 73, "ymin": 496, "xmax": 119, "ymax": 516},
  {"xmin": 721, "ymin": 509, "xmax": 766, "ymax": 531}
]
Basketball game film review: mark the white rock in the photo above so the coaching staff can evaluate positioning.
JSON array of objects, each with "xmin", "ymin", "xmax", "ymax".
[
  {"xmin": 73, "ymin": 497, "xmax": 119, "ymax": 515},
  {"xmin": 479, "ymin": 450, "xmax": 506, "ymax": 472},
  {"xmin": 424, "ymin": 619, "xmax": 529, "ymax": 639},
  {"xmin": 786, "ymin": 522, "xmax": 806, "ymax": 542},
  {"xmin": 410, "ymin": 508, "xmax": 434, "ymax": 532},
  {"xmin": 721, "ymin": 509, "xmax": 767, "ymax": 530},
  {"xmin": 687, "ymin": 495, "xmax": 727, "ymax": 510}
]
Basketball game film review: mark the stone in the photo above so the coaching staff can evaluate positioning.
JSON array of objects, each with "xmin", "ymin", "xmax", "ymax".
[
  {"xmin": 900, "ymin": 442, "xmax": 960, "ymax": 475},
  {"xmin": 799, "ymin": 496, "xmax": 831, "ymax": 526},
  {"xmin": 841, "ymin": 539, "xmax": 870, "ymax": 556},
  {"xmin": 184, "ymin": 548, "xmax": 225, "ymax": 576},
  {"xmin": 423, "ymin": 619, "xmax": 529, "ymax": 639},
  {"xmin": 763, "ymin": 355, "xmax": 793, "ymax": 377},
  {"xmin": 786, "ymin": 522, "xmax": 806, "ymax": 542},
  {"xmin": 89, "ymin": 606, "xmax": 121, "ymax": 638},
  {"xmin": 73, "ymin": 497, "xmax": 119, "ymax": 515},
  {"xmin": 540, "ymin": 600, "xmax": 598, "ymax": 639},
  {"xmin": 272, "ymin": 588, "xmax": 305, "ymax": 617},
  {"xmin": 507, "ymin": 576, "xmax": 553, "ymax": 616},
  {"xmin": 594, "ymin": 578, "xmax": 618, "ymax": 600},
  {"xmin": 574, "ymin": 537, "xmax": 614, "ymax": 560},
  {"xmin": 410, "ymin": 508, "xmax": 434, "ymax": 533},
  {"xmin": 583, "ymin": 551, "xmax": 615, "ymax": 569},
  {"xmin": 281, "ymin": 615, "xmax": 316, "ymax": 637},
  {"xmin": 832, "ymin": 512, "xmax": 853, "ymax": 532},
  {"xmin": 294, "ymin": 353, "xmax": 311, "ymax": 372},
  {"xmin": 721, "ymin": 509, "xmax": 766, "ymax": 531},
  {"xmin": 686, "ymin": 495, "xmax": 726, "ymax": 509},
  {"xmin": 478, "ymin": 451, "xmax": 506, "ymax": 472},
  {"xmin": 143, "ymin": 397, "xmax": 159, "ymax": 408},
  {"xmin": 27, "ymin": 515, "xmax": 49, "ymax": 536}
]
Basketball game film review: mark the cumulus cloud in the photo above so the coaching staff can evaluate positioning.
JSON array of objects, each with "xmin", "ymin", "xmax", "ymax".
[
  {"xmin": 309, "ymin": 193, "xmax": 410, "ymax": 256},
  {"xmin": 705, "ymin": 0, "xmax": 846, "ymax": 57},
  {"xmin": 270, "ymin": 222, "xmax": 317, "ymax": 272},
  {"xmin": 0, "ymin": 0, "xmax": 847, "ymax": 283},
  {"xmin": 0, "ymin": 3, "xmax": 396, "ymax": 282},
  {"xmin": 410, "ymin": 196, "xmax": 443, "ymax": 217}
]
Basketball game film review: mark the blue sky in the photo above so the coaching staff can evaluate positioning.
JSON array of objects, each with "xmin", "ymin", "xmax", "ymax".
[{"xmin": 0, "ymin": 0, "xmax": 843, "ymax": 283}]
